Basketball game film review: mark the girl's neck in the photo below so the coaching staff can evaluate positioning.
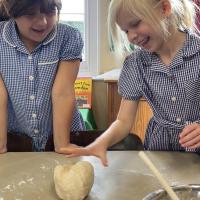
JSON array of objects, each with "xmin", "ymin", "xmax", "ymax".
[
  {"xmin": 156, "ymin": 31, "xmax": 186, "ymax": 66},
  {"xmin": 21, "ymin": 37, "xmax": 39, "ymax": 53}
]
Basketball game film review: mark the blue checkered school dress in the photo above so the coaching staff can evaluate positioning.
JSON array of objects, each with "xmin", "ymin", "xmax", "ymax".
[
  {"xmin": 119, "ymin": 30, "xmax": 200, "ymax": 152},
  {"xmin": 0, "ymin": 19, "xmax": 85, "ymax": 151}
]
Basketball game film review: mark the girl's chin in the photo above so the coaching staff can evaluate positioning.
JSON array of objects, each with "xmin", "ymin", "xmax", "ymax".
[
  {"xmin": 31, "ymin": 31, "xmax": 48, "ymax": 39},
  {"xmin": 30, "ymin": 36, "xmax": 46, "ymax": 43}
]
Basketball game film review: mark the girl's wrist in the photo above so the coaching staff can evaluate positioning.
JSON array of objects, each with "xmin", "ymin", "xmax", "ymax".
[
  {"xmin": 53, "ymin": 132, "xmax": 70, "ymax": 148},
  {"xmin": 54, "ymin": 140, "xmax": 70, "ymax": 151},
  {"xmin": 93, "ymin": 138, "xmax": 109, "ymax": 149}
]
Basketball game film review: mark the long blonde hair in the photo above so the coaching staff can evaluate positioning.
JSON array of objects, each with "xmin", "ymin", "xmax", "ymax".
[{"xmin": 108, "ymin": 0, "xmax": 197, "ymax": 55}]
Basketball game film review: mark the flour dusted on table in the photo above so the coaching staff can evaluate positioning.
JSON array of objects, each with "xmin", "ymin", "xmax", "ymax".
[{"xmin": 54, "ymin": 161, "xmax": 94, "ymax": 200}]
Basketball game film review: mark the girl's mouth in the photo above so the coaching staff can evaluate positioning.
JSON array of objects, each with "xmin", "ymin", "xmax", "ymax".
[
  {"xmin": 138, "ymin": 37, "xmax": 150, "ymax": 47},
  {"xmin": 32, "ymin": 28, "xmax": 46, "ymax": 34}
]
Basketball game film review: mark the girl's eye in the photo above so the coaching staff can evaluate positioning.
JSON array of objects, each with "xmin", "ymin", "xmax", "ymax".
[
  {"xmin": 131, "ymin": 20, "xmax": 141, "ymax": 28},
  {"xmin": 46, "ymin": 10, "xmax": 57, "ymax": 16},
  {"xmin": 24, "ymin": 12, "xmax": 37, "ymax": 17}
]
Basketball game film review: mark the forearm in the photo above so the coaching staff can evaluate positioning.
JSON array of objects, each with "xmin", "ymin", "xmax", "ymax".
[
  {"xmin": 95, "ymin": 118, "xmax": 133, "ymax": 148},
  {"xmin": 94, "ymin": 99, "xmax": 138, "ymax": 149},
  {"xmin": 0, "ymin": 87, "xmax": 8, "ymax": 150},
  {"xmin": 52, "ymin": 94, "xmax": 75, "ymax": 149}
]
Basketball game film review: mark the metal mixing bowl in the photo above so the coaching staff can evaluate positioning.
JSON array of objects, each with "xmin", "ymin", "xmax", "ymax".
[{"xmin": 143, "ymin": 184, "xmax": 200, "ymax": 200}]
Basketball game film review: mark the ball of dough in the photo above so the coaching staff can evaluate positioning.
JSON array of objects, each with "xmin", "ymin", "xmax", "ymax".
[{"xmin": 54, "ymin": 161, "xmax": 94, "ymax": 200}]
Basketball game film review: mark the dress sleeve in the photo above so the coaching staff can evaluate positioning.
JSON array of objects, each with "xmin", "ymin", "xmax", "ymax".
[
  {"xmin": 118, "ymin": 52, "xmax": 143, "ymax": 100},
  {"xmin": 60, "ymin": 26, "xmax": 84, "ymax": 61}
]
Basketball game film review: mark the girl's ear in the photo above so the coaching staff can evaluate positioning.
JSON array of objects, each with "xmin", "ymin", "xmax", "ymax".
[{"xmin": 161, "ymin": 0, "xmax": 171, "ymax": 17}]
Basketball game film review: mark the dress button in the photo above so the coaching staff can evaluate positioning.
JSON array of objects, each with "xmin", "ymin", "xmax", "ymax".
[
  {"xmin": 32, "ymin": 113, "xmax": 37, "ymax": 118},
  {"xmin": 171, "ymin": 96, "xmax": 176, "ymax": 102},
  {"xmin": 29, "ymin": 76, "xmax": 34, "ymax": 81},
  {"xmin": 28, "ymin": 55, "xmax": 32, "ymax": 60},
  {"xmin": 167, "ymin": 73, "xmax": 173, "ymax": 78},
  {"xmin": 176, "ymin": 117, "xmax": 181, "ymax": 123},
  {"xmin": 30, "ymin": 95, "xmax": 35, "ymax": 100},
  {"xmin": 34, "ymin": 129, "xmax": 39, "ymax": 134}
]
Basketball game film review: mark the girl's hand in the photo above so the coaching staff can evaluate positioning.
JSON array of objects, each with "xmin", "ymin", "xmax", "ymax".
[
  {"xmin": 179, "ymin": 123, "xmax": 200, "ymax": 149},
  {"xmin": 55, "ymin": 143, "xmax": 80, "ymax": 154},
  {"xmin": 58, "ymin": 142, "xmax": 108, "ymax": 167}
]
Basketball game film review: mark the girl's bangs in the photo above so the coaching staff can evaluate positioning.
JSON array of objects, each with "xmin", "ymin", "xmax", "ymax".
[
  {"xmin": 12, "ymin": 0, "xmax": 62, "ymax": 17},
  {"xmin": 40, "ymin": 0, "xmax": 62, "ymax": 13}
]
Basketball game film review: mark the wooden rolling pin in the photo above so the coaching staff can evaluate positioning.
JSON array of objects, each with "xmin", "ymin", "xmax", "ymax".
[{"xmin": 138, "ymin": 151, "xmax": 180, "ymax": 200}]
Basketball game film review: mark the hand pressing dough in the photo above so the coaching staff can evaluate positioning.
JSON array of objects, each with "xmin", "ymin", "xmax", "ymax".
[{"xmin": 54, "ymin": 161, "xmax": 94, "ymax": 200}]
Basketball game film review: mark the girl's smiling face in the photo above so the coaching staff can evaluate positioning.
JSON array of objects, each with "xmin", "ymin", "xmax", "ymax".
[
  {"xmin": 116, "ymin": 7, "xmax": 166, "ymax": 54},
  {"xmin": 15, "ymin": 5, "xmax": 58, "ymax": 51}
]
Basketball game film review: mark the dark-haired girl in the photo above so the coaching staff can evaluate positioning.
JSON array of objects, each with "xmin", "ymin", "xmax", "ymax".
[{"xmin": 0, "ymin": 0, "xmax": 85, "ymax": 153}]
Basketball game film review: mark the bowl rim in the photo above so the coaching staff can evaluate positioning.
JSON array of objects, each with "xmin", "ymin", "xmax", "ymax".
[{"xmin": 143, "ymin": 184, "xmax": 200, "ymax": 200}]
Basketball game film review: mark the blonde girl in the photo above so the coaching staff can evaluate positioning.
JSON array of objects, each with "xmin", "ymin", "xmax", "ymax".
[{"xmin": 62, "ymin": 0, "xmax": 200, "ymax": 166}]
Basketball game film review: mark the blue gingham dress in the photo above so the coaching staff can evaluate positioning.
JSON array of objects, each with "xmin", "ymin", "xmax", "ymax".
[
  {"xmin": 0, "ymin": 19, "xmax": 85, "ymax": 151},
  {"xmin": 119, "ymin": 30, "xmax": 200, "ymax": 152}
]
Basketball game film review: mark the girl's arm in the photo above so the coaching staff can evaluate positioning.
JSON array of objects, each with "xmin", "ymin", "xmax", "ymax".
[
  {"xmin": 95, "ymin": 98, "xmax": 139, "ymax": 147},
  {"xmin": 52, "ymin": 60, "xmax": 80, "ymax": 153},
  {"xmin": 0, "ymin": 76, "xmax": 8, "ymax": 153},
  {"xmin": 61, "ymin": 98, "xmax": 139, "ymax": 166}
]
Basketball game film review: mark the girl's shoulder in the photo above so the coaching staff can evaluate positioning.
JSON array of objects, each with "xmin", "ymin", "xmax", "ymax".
[
  {"xmin": 182, "ymin": 30, "xmax": 200, "ymax": 56},
  {"xmin": 126, "ymin": 47, "xmax": 151, "ymax": 66},
  {"xmin": 55, "ymin": 23, "xmax": 83, "ymax": 47},
  {"xmin": 56, "ymin": 23, "xmax": 82, "ymax": 37},
  {"xmin": 187, "ymin": 30, "xmax": 200, "ymax": 41},
  {"xmin": 54, "ymin": 23, "xmax": 83, "ymax": 58}
]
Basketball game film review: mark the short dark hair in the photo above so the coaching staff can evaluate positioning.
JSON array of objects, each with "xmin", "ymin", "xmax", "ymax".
[{"xmin": 1, "ymin": 0, "xmax": 62, "ymax": 18}]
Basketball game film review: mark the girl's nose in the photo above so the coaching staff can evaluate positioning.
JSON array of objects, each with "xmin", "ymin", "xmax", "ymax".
[
  {"xmin": 127, "ymin": 30, "xmax": 137, "ymax": 43},
  {"xmin": 37, "ymin": 14, "xmax": 48, "ymax": 26}
]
